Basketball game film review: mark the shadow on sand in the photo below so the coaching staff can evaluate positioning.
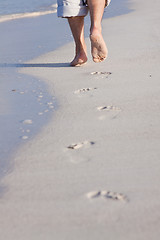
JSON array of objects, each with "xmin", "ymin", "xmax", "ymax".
[{"xmin": 0, "ymin": 62, "xmax": 70, "ymax": 68}]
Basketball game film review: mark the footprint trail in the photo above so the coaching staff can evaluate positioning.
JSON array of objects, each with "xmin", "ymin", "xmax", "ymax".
[{"xmin": 87, "ymin": 190, "xmax": 128, "ymax": 202}]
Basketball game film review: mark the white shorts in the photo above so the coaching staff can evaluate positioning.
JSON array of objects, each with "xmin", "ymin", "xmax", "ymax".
[{"xmin": 57, "ymin": 0, "xmax": 111, "ymax": 18}]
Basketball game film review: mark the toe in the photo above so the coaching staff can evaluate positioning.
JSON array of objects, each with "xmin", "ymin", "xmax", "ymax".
[{"xmin": 93, "ymin": 57, "xmax": 100, "ymax": 63}]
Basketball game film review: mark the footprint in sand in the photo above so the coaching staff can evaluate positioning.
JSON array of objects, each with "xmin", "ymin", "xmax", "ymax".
[
  {"xmin": 87, "ymin": 190, "xmax": 128, "ymax": 202},
  {"xmin": 97, "ymin": 105, "xmax": 121, "ymax": 111},
  {"xmin": 97, "ymin": 106, "xmax": 122, "ymax": 120},
  {"xmin": 67, "ymin": 141, "xmax": 95, "ymax": 150},
  {"xmin": 21, "ymin": 136, "xmax": 29, "ymax": 140},
  {"xmin": 20, "ymin": 128, "xmax": 31, "ymax": 140},
  {"xmin": 74, "ymin": 87, "xmax": 97, "ymax": 94},
  {"xmin": 47, "ymin": 102, "xmax": 54, "ymax": 109},
  {"xmin": 22, "ymin": 119, "xmax": 33, "ymax": 125},
  {"xmin": 91, "ymin": 71, "xmax": 112, "ymax": 78},
  {"xmin": 66, "ymin": 141, "xmax": 95, "ymax": 164},
  {"xmin": 38, "ymin": 112, "xmax": 43, "ymax": 115}
]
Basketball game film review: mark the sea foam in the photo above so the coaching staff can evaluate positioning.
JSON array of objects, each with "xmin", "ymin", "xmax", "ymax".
[{"xmin": 0, "ymin": 4, "xmax": 57, "ymax": 23}]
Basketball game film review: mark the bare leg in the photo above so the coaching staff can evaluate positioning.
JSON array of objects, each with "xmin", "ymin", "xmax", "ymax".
[
  {"xmin": 68, "ymin": 16, "xmax": 88, "ymax": 66},
  {"xmin": 87, "ymin": 0, "xmax": 108, "ymax": 62}
]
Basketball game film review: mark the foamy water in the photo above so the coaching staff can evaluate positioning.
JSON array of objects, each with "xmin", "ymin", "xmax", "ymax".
[{"xmin": 0, "ymin": 0, "xmax": 57, "ymax": 23}]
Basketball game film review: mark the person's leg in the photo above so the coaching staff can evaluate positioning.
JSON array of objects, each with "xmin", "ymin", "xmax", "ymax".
[
  {"xmin": 87, "ymin": 0, "xmax": 108, "ymax": 62},
  {"xmin": 68, "ymin": 16, "xmax": 88, "ymax": 66}
]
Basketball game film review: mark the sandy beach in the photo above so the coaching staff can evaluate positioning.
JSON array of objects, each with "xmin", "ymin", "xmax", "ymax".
[{"xmin": 1, "ymin": 0, "xmax": 160, "ymax": 239}]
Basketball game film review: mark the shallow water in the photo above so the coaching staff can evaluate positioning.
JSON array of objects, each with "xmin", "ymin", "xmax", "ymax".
[{"xmin": 0, "ymin": 0, "xmax": 57, "ymax": 15}]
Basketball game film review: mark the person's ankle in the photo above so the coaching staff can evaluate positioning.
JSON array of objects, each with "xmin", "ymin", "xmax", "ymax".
[
  {"xmin": 76, "ymin": 43, "xmax": 87, "ymax": 55},
  {"xmin": 90, "ymin": 25, "xmax": 102, "ymax": 35}
]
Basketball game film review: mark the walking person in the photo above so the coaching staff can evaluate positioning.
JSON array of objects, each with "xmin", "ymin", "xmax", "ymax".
[{"xmin": 57, "ymin": 0, "xmax": 111, "ymax": 66}]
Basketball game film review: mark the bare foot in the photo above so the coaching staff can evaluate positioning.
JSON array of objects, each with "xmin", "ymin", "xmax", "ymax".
[
  {"xmin": 90, "ymin": 28, "xmax": 108, "ymax": 63},
  {"xmin": 70, "ymin": 50, "xmax": 88, "ymax": 67}
]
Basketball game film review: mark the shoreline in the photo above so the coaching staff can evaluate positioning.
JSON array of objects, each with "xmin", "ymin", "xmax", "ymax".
[
  {"xmin": 0, "ymin": 4, "xmax": 57, "ymax": 24},
  {"xmin": 0, "ymin": 12, "xmax": 71, "ymax": 181},
  {"xmin": 1, "ymin": 0, "xmax": 160, "ymax": 238}
]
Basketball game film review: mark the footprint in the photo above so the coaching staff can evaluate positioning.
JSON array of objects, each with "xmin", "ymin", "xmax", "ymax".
[
  {"xmin": 66, "ymin": 141, "xmax": 95, "ymax": 164},
  {"xmin": 49, "ymin": 105, "xmax": 54, "ymax": 109},
  {"xmin": 22, "ymin": 119, "xmax": 33, "ymax": 125},
  {"xmin": 47, "ymin": 102, "xmax": 53, "ymax": 105},
  {"xmin": 67, "ymin": 141, "xmax": 95, "ymax": 150},
  {"xmin": 47, "ymin": 102, "xmax": 54, "ymax": 109},
  {"xmin": 21, "ymin": 136, "xmax": 29, "ymax": 140},
  {"xmin": 86, "ymin": 191, "xmax": 101, "ymax": 199},
  {"xmin": 74, "ymin": 87, "xmax": 97, "ymax": 94},
  {"xmin": 91, "ymin": 71, "xmax": 112, "ymax": 78},
  {"xmin": 44, "ymin": 109, "xmax": 49, "ymax": 113},
  {"xmin": 97, "ymin": 105, "xmax": 121, "ymax": 111},
  {"xmin": 87, "ymin": 190, "xmax": 128, "ymax": 202},
  {"xmin": 101, "ymin": 191, "xmax": 128, "ymax": 201},
  {"xmin": 38, "ymin": 112, "xmax": 43, "ymax": 115}
]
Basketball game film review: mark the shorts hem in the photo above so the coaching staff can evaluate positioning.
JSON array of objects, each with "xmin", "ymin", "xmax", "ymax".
[{"xmin": 57, "ymin": 5, "xmax": 88, "ymax": 17}]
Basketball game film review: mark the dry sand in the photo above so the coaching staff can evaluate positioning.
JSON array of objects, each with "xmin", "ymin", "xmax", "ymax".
[{"xmin": 1, "ymin": 0, "xmax": 160, "ymax": 239}]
